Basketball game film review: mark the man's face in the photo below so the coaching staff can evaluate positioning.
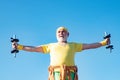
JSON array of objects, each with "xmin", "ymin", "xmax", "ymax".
[{"xmin": 56, "ymin": 29, "xmax": 69, "ymax": 42}]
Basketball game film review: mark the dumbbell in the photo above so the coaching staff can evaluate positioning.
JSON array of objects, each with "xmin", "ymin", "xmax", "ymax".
[
  {"xmin": 104, "ymin": 32, "xmax": 113, "ymax": 53},
  {"xmin": 11, "ymin": 35, "xmax": 19, "ymax": 57}
]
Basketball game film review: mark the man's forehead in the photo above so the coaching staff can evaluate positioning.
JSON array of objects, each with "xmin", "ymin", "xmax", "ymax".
[
  {"xmin": 58, "ymin": 29, "xmax": 67, "ymax": 32},
  {"xmin": 56, "ymin": 27, "xmax": 68, "ymax": 32}
]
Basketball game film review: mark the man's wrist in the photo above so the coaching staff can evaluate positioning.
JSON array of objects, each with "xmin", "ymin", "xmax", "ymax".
[
  {"xmin": 17, "ymin": 44, "xmax": 23, "ymax": 50},
  {"xmin": 100, "ymin": 39, "xmax": 107, "ymax": 46}
]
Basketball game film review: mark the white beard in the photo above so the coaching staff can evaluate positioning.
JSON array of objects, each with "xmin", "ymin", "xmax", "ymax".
[{"xmin": 57, "ymin": 36, "xmax": 67, "ymax": 42}]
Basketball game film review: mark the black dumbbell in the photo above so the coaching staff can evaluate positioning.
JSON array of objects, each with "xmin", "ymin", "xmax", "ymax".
[
  {"xmin": 11, "ymin": 35, "xmax": 19, "ymax": 57},
  {"xmin": 104, "ymin": 32, "xmax": 113, "ymax": 53}
]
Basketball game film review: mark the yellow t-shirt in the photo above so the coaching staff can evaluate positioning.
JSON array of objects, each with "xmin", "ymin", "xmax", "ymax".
[{"xmin": 41, "ymin": 42, "xmax": 83, "ymax": 66}]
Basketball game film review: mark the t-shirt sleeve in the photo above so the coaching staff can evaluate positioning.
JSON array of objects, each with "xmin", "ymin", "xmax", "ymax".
[
  {"xmin": 41, "ymin": 44, "xmax": 50, "ymax": 53},
  {"xmin": 74, "ymin": 43, "xmax": 83, "ymax": 52}
]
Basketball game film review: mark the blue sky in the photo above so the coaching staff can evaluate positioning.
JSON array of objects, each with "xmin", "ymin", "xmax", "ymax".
[{"xmin": 0, "ymin": 0, "xmax": 120, "ymax": 80}]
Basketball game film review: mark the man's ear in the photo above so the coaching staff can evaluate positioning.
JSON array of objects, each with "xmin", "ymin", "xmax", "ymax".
[{"xmin": 67, "ymin": 32, "xmax": 69, "ymax": 37}]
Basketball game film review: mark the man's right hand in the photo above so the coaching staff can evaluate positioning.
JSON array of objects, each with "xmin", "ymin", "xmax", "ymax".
[{"xmin": 12, "ymin": 42, "xmax": 18, "ymax": 50}]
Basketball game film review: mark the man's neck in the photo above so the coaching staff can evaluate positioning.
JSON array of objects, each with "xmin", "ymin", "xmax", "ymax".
[
  {"xmin": 57, "ymin": 41, "xmax": 67, "ymax": 46},
  {"xmin": 58, "ymin": 41, "xmax": 67, "ymax": 43}
]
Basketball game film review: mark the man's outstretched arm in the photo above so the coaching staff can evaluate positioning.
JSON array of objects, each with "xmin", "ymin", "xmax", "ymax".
[
  {"xmin": 82, "ymin": 38, "xmax": 109, "ymax": 50},
  {"xmin": 12, "ymin": 42, "xmax": 44, "ymax": 53}
]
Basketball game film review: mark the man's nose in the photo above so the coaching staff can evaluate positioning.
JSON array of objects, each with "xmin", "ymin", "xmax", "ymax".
[{"xmin": 61, "ymin": 32, "xmax": 65, "ymax": 35}]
